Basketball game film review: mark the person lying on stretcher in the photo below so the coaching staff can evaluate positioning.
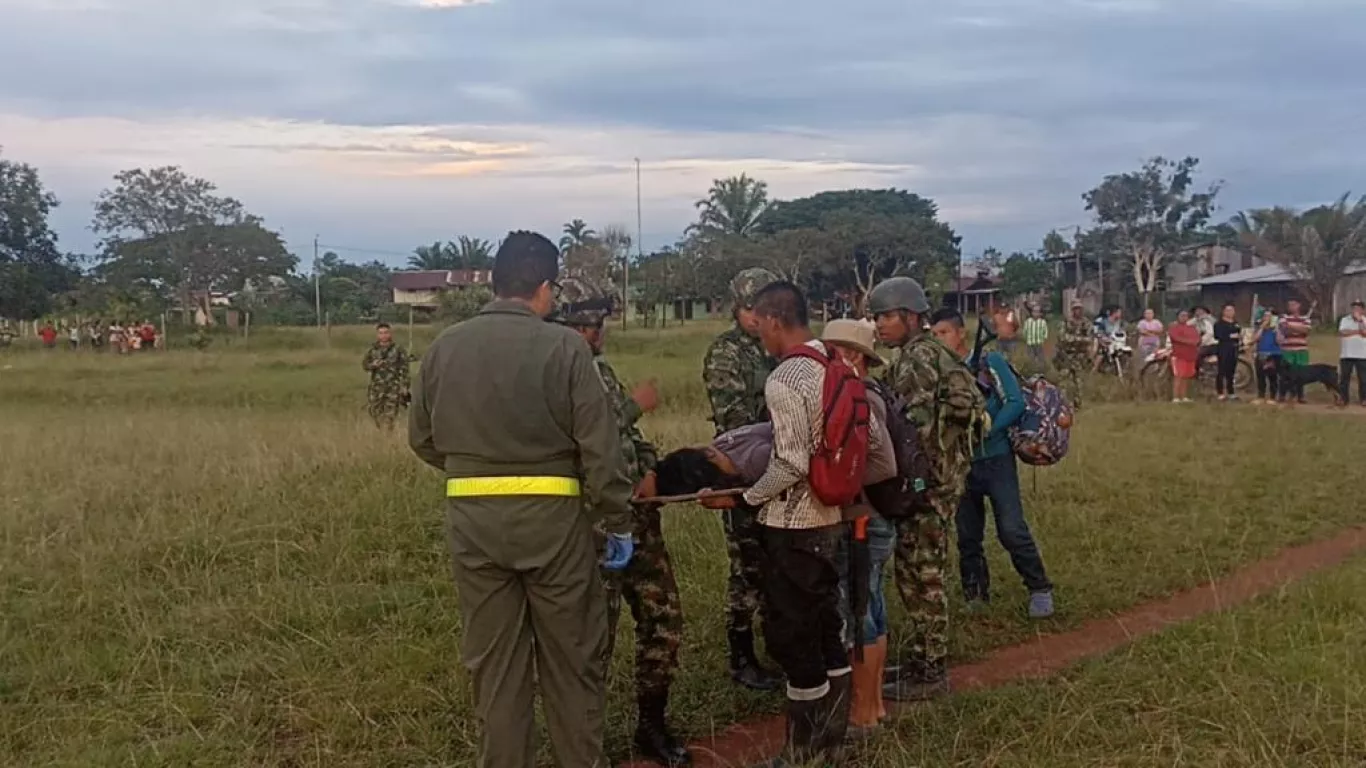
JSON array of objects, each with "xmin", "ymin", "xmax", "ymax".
[{"xmin": 633, "ymin": 423, "xmax": 772, "ymax": 507}]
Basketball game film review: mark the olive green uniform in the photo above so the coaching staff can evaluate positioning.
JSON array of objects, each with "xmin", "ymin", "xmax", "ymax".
[
  {"xmin": 1055, "ymin": 315, "xmax": 1094, "ymax": 408},
  {"xmin": 410, "ymin": 300, "xmax": 634, "ymax": 768}
]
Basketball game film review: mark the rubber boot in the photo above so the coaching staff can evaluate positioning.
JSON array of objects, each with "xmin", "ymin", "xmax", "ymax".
[
  {"xmin": 847, "ymin": 638, "xmax": 886, "ymax": 740},
  {"xmin": 728, "ymin": 628, "xmax": 782, "ymax": 692},
  {"xmin": 818, "ymin": 672, "xmax": 852, "ymax": 765},
  {"xmin": 752, "ymin": 696, "xmax": 823, "ymax": 767},
  {"xmin": 634, "ymin": 689, "xmax": 693, "ymax": 767}
]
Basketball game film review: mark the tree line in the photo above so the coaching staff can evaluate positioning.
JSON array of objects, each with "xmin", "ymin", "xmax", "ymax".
[{"xmin": 2, "ymin": 146, "xmax": 1362, "ymax": 326}]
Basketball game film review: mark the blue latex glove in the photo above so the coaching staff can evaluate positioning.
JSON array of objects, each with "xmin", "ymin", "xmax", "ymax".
[{"xmin": 602, "ymin": 533, "xmax": 634, "ymax": 571}]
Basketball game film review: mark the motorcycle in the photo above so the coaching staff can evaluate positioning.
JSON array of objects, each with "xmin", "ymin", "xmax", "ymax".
[
  {"xmin": 1139, "ymin": 340, "xmax": 1255, "ymax": 396},
  {"xmin": 1095, "ymin": 329, "xmax": 1133, "ymax": 379}
]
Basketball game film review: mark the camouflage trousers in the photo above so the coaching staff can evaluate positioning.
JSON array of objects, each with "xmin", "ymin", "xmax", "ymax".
[
  {"xmin": 892, "ymin": 486, "xmax": 964, "ymax": 669},
  {"xmin": 1053, "ymin": 349, "xmax": 1089, "ymax": 408},
  {"xmin": 367, "ymin": 386, "xmax": 406, "ymax": 430},
  {"xmin": 722, "ymin": 504, "xmax": 766, "ymax": 635},
  {"xmin": 603, "ymin": 505, "xmax": 684, "ymax": 696}
]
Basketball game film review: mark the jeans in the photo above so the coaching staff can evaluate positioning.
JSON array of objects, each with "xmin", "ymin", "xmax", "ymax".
[
  {"xmin": 1340, "ymin": 358, "xmax": 1366, "ymax": 404},
  {"xmin": 761, "ymin": 525, "xmax": 847, "ymax": 693},
  {"xmin": 834, "ymin": 516, "xmax": 895, "ymax": 649},
  {"xmin": 1027, "ymin": 344, "xmax": 1046, "ymax": 369},
  {"xmin": 1256, "ymin": 354, "xmax": 1280, "ymax": 400},
  {"xmin": 956, "ymin": 453, "xmax": 1052, "ymax": 597}
]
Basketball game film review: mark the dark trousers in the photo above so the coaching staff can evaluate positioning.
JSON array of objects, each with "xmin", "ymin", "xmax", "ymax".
[
  {"xmin": 1216, "ymin": 348, "xmax": 1238, "ymax": 395},
  {"xmin": 761, "ymin": 524, "xmax": 847, "ymax": 693},
  {"xmin": 1256, "ymin": 356, "xmax": 1280, "ymax": 400},
  {"xmin": 956, "ymin": 453, "xmax": 1052, "ymax": 597},
  {"xmin": 1340, "ymin": 358, "xmax": 1366, "ymax": 404}
]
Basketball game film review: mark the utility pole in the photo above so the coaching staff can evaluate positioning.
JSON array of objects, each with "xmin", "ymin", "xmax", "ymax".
[
  {"xmin": 627, "ymin": 157, "xmax": 640, "ymax": 332},
  {"xmin": 313, "ymin": 235, "xmax": 322, "ymax": 328}
]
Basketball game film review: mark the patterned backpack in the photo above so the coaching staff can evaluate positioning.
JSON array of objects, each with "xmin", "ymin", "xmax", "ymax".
[{"xmin": 1009, "ymin": 373, "xmax": 1073, "ymax": 466}]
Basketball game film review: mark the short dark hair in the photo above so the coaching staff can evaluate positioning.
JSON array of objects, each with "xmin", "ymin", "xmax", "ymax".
[
  {"xmin": 492, "ymin": 231, "xmax": 559, "ymax": 299},
  {"xmin": 376, "ymin": 323, "xmax": 391, "ymax": 330},
  {"xmin": 1353, "ymin": 300, "xmax": 1364, "ymax": 308},
  {"xmin": 752, "ymin": 281, "xmax": 808, "ymax": 328},
  {"xmin": 1193, "ymin": 305, "xmax": 1210, "ymax": 314},
  {"xmin": 654, "ymin": 448, "xmax": 733, "ymax": 497},
  {"xmin": 928, "ymin": 307, "xmax": 964, "ymax": 328}
]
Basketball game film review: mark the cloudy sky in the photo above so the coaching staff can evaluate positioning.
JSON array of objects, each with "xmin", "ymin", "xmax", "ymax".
[{"xmin": 1, "ymin": 0, "xmax": 1362, "ymax": 267}]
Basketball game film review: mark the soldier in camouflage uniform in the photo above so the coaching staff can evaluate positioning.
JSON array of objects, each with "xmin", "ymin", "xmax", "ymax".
[
  {"xmin": 700, "ymin": 267, "xmax": 783, "ymax": 692},
  {"xmin": 1055, "ymin": 302, "xmax": 1094, "ymax": 409},
  {"xmin": 868, "ymin": 277, "xmax": 986, "ymax": 701},
  {"xmin": 361, "ymin": 323, "xmax": 411, "ymax": 429},
  {"xmin": 556, "ymin": 278, "xmax": 692, "ymax": 767}
]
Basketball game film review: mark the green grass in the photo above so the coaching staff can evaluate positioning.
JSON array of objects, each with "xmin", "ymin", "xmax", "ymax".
[{"xmin": 2, "ymin": 321, "xmax": 1364, "ymax": 766}]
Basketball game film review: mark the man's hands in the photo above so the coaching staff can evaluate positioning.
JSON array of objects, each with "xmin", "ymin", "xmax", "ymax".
[
  {"xmin": 633, "ymin": 471, "xmax": 658, "ymax": 501},
  {"xmin": 698, "ymin": 488, "xmax": 737, "ymax": 510},
  {"xmin": 602, "ymin": 532, "xmax": 635, "ymax": 571},
  {"xmin": 631, "ymin": 380, "xmax": 659, "ymax": 414}
]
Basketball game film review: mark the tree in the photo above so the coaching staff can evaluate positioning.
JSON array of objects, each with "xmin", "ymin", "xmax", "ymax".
[
  {"xmin": 408, "ymin": 242, "xmax": 454, "ymax": 270},
  {"xmin": 0, "ymin": 150, "xmax": 77, "ymax": 319},
  {"xmin": 690, "ymin": 174, "xmax": 770, "ymax": 238},
  {"xmin": 999, "ymin": 252, "xmax": 1054, "ymax": 298},
  {"xmin": 1082, "ymin": 156, "xmax": 1220, "ymax": 307},
  {"xmin": 437, "ymin": 285, "xmax": 494, "ymax": 324},
  {"xmin": 92, "ymin": 166, "xmax": 295, "ymax": 322},
  {"xmin": 451, "ymin": 236, "xmax": 494, "ymax": 270},
  {"xmin": 560, "ymin": 219, "xmax": 597, "ymax": 254},
  {"xmin": 1229, "ymin": 195, "xmax": 1366, "ymax": 315}
]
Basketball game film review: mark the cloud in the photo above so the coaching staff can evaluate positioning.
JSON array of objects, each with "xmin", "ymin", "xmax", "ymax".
[{"xmin": 0, "ymin": 0, "xmax": 1364, "ymax": 261}]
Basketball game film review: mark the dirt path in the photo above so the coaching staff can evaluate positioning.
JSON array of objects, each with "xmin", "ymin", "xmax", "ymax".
[{"xmin": 621, "ymin": 525, "xmax": 1366, "ymax": 768}]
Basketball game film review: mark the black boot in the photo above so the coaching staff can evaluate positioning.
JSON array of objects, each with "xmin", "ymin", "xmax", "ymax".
[
  {"xmin": 882, "ymin": 658, "xmax": 950, "ymax": 703},
  {"xmin": 816, "ymin": 674, "xmax": 852, "ymax": 765},
  {"xmin": 752, "ymin": 696, "xmax": 823, "ymax": 767},
  {"xmin": 729, "ymin": 629, "xmax": 782, "ymax": 692},
  {"xmin": 634, "ymin": 689, "xmax": 692, "ymax": 767}
]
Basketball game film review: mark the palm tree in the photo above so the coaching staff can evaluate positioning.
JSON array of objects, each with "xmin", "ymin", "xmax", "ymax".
[
  {"xmin": 452, "ymin": 236, "xmax": 495, "ymax": 270},
  {"xmin": 1230, "ymin": 194, "xmax": 1366, "ymax": 315},
  {"xmin": 559, "ymin": 219, "xmax": 597, "ymax": 255},
  {"xmin": 692, "ymin": 174, "xmax": 770, "ymax": 238},
  {"xmin": 408, "ymin": 242, "xmax": 454, "ymax": 271}
]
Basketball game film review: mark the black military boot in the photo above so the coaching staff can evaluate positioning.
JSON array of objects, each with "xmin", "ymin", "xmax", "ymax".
[
  {"xmin": 752, "ymin": 696, "xmax": 823, "ymax": 768},
  {"xmin": 728, "ymin": 629, "xmax": 782, "ymax": 692},
  {"xmin": 816, "ymin": 673, "xmax": 852, "ymax": 765},
  {"xmin": 634, "ymin": 690, "xmax": 693, "ymax": 767},
  {"xmin": 882, "ymin": 658, "xmax": 950, "ymax": 703}
]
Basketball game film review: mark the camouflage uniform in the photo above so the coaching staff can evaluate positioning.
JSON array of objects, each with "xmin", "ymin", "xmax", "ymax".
[
  {"xmin": 1054, "ymin": 314, "xmax": 1093, "ymax": 408},
  {"xmin": 882, "ymin": 334, "xmax": 984, "ymax": 673},
  {"xmin": 362, "ymin": 342, "xmax": 411, "ymax": 429},
  {"xmin": 702, "ymin": 269, "xmax": 778, "ymax": 639},
  {"xmin": 595, "ymin": 356, "xmax": 684, "ymax": 698}
]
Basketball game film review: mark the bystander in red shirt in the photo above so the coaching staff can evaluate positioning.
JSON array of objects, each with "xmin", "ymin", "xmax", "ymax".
[
  {"xmin": 1168, "ymin": 321, "xmax": 1200, "ymax": 379},
  {"xmin": 38, "ymin": 324, "xmax": 58, "ymax": 348}
]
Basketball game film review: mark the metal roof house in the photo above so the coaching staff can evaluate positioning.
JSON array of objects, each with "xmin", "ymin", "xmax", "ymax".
[
  {"xmin": 1183, "ymin": 262, "xmax": 1366, "ymax": 318},
  {"xmin": 390, "ymin": 269, "xmax": 493, "ymax": 307}
]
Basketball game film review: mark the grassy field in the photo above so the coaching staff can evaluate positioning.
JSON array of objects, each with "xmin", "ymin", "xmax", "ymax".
[{"xmin": 2, "ymin": 321, "xmax": 1364, "ymax": 766}]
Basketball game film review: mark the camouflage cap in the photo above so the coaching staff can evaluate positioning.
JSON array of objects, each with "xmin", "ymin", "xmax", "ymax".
[
  {"xmin": 556, "ymin": 276, "xmax": 612, "ymax": 327},
  {"xmin": 729, "ymin": 268, "xmax": 780, "ymax": 308}
]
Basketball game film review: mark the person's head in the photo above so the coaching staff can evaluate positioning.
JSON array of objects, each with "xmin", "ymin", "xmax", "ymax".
[
  {"xmin": 1177, "ymin": 309, "xmax": 1191, "ymax": 324},
  {"xmin": 375, "ymin": 323, "xmax": 392, "ymax": 345},
  {"xmin": 822, "ymin": 318, "xmax": 883, "ymax": 377},
  {"xmin": 728, "ymin": 268, "xmax": 780, "ymax": 337},
  {"xmin": 1070, "ymin": 302, "xmax": 1084, "ymax": 319},
  {"xmin": 928, "ymin": 308, "xmax": 969, "ymax": 356},
  {"xmin": 1287, "ymin": 299, "xmax": 1302, "ymax": 315},
  {"xmin": 653, "ymin": 447, "xmax": 733, "ymax": 497},
  {"xmin": 492, "ymin": 231, "xmax": 560, "ymax": 317},
  {"xmin": 1031, "ymin": 305, "xmax": 1044, "ymax": 318},
  {"xmin": 555, "ymin": 277, "xmax": 610, "ymax": 352},
  {"xmin": 751, "ymin": 281, "xmax": 810, "ymax": 357},
  {"xmin": 867, "ymin": 276, "xmax": 930, "ymax": 348},
  {"xmin": 1143, "ymin": 308, "xmax": 1155, "ymax": 321},
  {"xmin": 1220, "ymin": 303, "xmax": 1236, "ymax": 322},
  {"xmin": 1353, "ymin": 300, "xmax": 1364, "ymax": 320},
  {"xmin": 1108, "ymin": 306, "xmax": 1123, "ymax": 322}
]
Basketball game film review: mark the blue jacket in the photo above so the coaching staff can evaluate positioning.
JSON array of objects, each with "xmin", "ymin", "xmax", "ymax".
[{"xmin": 970, "ymin": 350, "xmax": 1025, "ymax": 461}]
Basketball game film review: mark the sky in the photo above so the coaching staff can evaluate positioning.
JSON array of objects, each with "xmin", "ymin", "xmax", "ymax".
[{"xmin": 1, "ymin": 0, "xmax": 1363, "ymax": 269}]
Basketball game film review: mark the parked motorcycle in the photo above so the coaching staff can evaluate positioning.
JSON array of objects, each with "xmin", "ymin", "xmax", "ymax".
[
  {"xmin": 1095, "ymin": 329, "xmax": 1133, "ymax": 379},
  {"xmin": 1139, "ymin": 343, "xmax": 1255, "ymax": 396}
]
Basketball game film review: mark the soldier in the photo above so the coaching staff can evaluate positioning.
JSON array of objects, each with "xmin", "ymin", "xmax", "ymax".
[
  {"xmin": 409, "ymin": 232, "xmax": 636, "ymax": 768},
  {"xmin": 555, "ymin": 278, "xmax": 692, "ymax": 767},
  {"xmin": 700, "ymin": 267, "xmax": 783, "ymax": 692},
  {"xmin": 1055, "ymin": 302, "xmax": 1094, "ymax": 409},
  {"xmin": 361, "ymin": 323, "xmax": 411, "ymax": 429},
  {"xmin": 867, "ymin": 276, "xmax": 985, "ymax": 702}
]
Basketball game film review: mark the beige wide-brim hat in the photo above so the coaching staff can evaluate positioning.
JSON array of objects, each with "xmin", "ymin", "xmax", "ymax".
[{"xmin": 822, "ymin": 318, "xmax": 884, "ymax": 367}]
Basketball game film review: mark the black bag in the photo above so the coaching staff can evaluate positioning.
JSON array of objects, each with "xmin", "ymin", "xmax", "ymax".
[{"xmin": 863, "ymin": 379, "xmax": 934, "ymax": 520}]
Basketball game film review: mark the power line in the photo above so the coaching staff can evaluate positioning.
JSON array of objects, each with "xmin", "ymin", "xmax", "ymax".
[{"xmin": 315, "ymin": 243, "xmax": 416, "ymax": 260}]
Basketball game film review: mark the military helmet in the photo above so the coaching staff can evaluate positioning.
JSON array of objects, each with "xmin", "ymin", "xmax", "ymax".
[
  {"xmin": 866, "ymin": 276, "xmax": 930, "ymax": 315},
  {"xmin": 729, "ymin": 267, "xmax": 780, "ymax": 308},
  {"xmin": 556, "ymin": 276, "xmax": 612, "ymax": 327}
]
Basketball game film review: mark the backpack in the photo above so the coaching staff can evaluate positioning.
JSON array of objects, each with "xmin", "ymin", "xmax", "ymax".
[
  {"xmin": 781, "ymin": 344, "xmax": 871, "ymax": 507},
  {"xmin": 975, "ymin": 353, "xmax": 1072, "ymax": 466},
  {"xmin": 863, "ymin": 379, "xmax": 933, "ymax": 520}
]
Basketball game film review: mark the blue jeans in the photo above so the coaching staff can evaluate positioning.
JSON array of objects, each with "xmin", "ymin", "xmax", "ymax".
[
  {"xmin": 956, "ymin": 453, "xmax": 1052, "ymax": 598},
  {"xmin": 834, "ymin": 516, "xmax": 895, "ymax": 649}
]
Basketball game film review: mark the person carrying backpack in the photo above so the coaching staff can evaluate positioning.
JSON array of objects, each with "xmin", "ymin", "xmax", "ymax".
[
  {"xmin": 702, "ymin": 282, "xmax": 874, "ymax": 765},
  {"xmin": 867, "ymin": 277, "xmax": 987, "ymax": 702},
  {"xmin": 930, "ymin": 309, "xmax": 1054, "ymax": 619}
]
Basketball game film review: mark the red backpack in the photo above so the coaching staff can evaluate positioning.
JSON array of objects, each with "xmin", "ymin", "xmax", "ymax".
[{"xmin": 781, "ymin": 343, "xmax": 871, "ymax": 507}]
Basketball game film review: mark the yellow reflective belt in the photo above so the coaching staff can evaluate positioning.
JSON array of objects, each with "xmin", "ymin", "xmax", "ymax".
[{"xmin": 446, "ymin": 476, "xmax": 582, "ymax": 498}]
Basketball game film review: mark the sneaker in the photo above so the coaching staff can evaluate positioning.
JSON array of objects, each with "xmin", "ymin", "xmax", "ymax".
[
  {"xmin": 1251, "ymin": 398, "xmax": 1265, "ymax": 405},
  {"xmin": 1172, "ymin": 398, "xmax": 1182, "ymax": 404},
  {"xmin": 1028, "ymin": 590, "xmax": 1055, "ymax": 619},
  {"xmin": 1228, "ymin": 395, "xmax": 1240, "ymax": 401},
  {"xmin": 1217, "ymin": 394, "xmax": 1227, "ymax": 402}
]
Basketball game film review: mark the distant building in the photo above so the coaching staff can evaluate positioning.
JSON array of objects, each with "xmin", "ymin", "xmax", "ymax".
[
  {"xmin": 943, "ymin": 268, "xmax": 1002, "ymax": 314},
  {"xmin": 1183, "ymin": 262, "xmax": 1366, "ymax": 319},
  {"xmin": 1164, "ymin": 244, "xmax": 1263, "ymax": 288},
  {"xmin": 391, "ymin": 269, "xmax": 493, "ymax": 307}
]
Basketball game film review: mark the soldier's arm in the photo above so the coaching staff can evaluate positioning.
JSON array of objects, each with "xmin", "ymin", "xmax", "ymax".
[
  {"xmin": 597, "ymin": 359, "xmax": 658, "ymax": 472},
  {"xmin": 898, "ymin": 348, "xmax": 942, "ymax": 428},
  {"xmin": 407, "ymin": 347, "xmax": 444, "ymax": 471},
  {"xmin": 361, "ymin": 349, "xmax": 374, "ymax": 372},
  {"xmin": 398, "ymin": 347, "xmax": 412, "ymax": 389},
  {"xmin": 567, "ymin": 338, "xmax": 634, "ymax": 535},
  {"xmin": 941, "ymin": 365, "xmax": 982, "ymax": 426},
  {"xmin": 703, "ymin": 339, "xmax": 749, "ymax": 433}
]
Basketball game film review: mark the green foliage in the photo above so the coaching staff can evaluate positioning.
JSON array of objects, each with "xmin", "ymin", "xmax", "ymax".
[
  {"xmin": 1228, "ymin": 195, "xmax": 1366, "ymax": 311},
  {"xmin": 0, "ymin": 150, "xmax": 76, "ymax": 319},
  {"xmin": 406, "ymin": 237, "xmax": 495, "ymax": 271},
  {"xmin": 436, "ymin": 285, "xmax": 493, "ymax": 324},
  {"xmin": 690, "ymin": 174, "xmax": 770, "ymax": 238},
  {"xmin": 1000, "ymin": 252, "xmax": 1054, "ymax": 298}
]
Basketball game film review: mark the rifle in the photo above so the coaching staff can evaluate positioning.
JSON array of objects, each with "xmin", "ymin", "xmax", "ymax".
[{"xmin": 548, "ymin": 296, "xmax": 618, "ymax": 326}]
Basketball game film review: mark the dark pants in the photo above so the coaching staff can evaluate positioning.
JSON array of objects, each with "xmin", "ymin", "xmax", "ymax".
[
  {"xmin": 1216, "ymin": 348, "xmax": 1238, "ymax": 395},
  {"xmin": 1340, "ymin": 358, "xmax": 1366, "ymax": 404},
  {"xmin": 956, "ymin": 453, "xmax": 1052, "ymax": 597},
  {"xmin": 761, "ymin": 525, "xmax": 847, "ymax": 693},
  {"xmin": 1256, "ymin": 355, "xmax": 1280, "ymax": 400}
]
